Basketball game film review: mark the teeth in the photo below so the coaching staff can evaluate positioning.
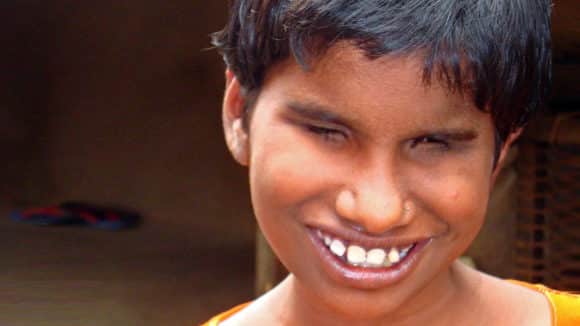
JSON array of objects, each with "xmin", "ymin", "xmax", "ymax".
[
  {"xmin": 324, "ymin": 236, "xmax": 332, "ymax": 246},
  {"xmin": 316, "ymin": 229, "xmax": 323, "ymax": 238},
  {"xmin": 400, "ymin": 244, "xmax": 413, "ymax": 257},
  {"xmin": 317, "ymin": 229, "xmax": 414, "ymax": 268},
  {"xmin": 388, "ymin": 248, "xmax": 400, "ymax": 264},
  {"xmin": 366, "ymin": 248, "xmax": 386, "ymax": 266},
  {"xmin": 384, "ymin": 258, "xmax": 392, "ymax": 267},
  {"xmin": 346, "ymin": 245, "xmax": 366, "ymax": 265},
  {"xmin": 329, "ymin": 239, "xmax": 346, "ymax": 257}
]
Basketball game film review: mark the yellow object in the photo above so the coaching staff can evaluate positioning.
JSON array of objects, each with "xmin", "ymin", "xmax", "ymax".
[
  {"xmin": 201, "ymin": 303, "xmax": 249, "ymax": 326},
  {"xmin": 508, "ymin": 280, "xmax": 580, "ymax": 326},
  {"xmin": 200, "ymin": 281, "xmax": 580, "ymax": 325}
]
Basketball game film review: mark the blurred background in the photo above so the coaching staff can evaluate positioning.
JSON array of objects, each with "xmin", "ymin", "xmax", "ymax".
[
  {"xmin": 0, "ymin": 1, "xmax": 255, "ymax": 325},
  {"xmin": 0, "ymin": 1, "xmax": 577, "ymax": 325}
]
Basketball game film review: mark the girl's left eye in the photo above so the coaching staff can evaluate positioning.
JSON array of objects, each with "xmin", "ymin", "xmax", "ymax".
[
  {"xmin": 411, "ymin": 136, "xmax": 450, "ymax": 150},
  {"xmin": 306, "ymin": 125, "xmax": 347, "ymax": 143}
]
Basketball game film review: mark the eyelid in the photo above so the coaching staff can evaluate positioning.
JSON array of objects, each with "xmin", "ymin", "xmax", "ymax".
[
  {"xmin": 282, "ymin": 105, "xmax": 352, "ymax": 138},
  {"xmin": 307, "ymin": 124, "xmax": 342, "ymax": 135},
  {"xmin": 307, "ymin": 123, "xmax": 341, "ymax": 133},
  {"xmin": 304, "ymin": 123, "xmax": 348, "ymax": 142},
  {"xmin": 411, "ymin": 135, "xmax": 450, "ymax": 148}
]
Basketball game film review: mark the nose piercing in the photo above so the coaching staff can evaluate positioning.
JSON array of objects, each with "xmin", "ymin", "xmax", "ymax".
[{"xmin": 352, "ymin": 224, "xmax": 366, "ymax": 233}]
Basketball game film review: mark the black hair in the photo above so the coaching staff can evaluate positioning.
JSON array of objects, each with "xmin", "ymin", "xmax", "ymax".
[{"xmin": 212, "ymin": 0, "xmax": 552, "ymax": 145}]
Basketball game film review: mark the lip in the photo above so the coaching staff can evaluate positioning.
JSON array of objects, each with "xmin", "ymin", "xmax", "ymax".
[
  {"xmin": 313, "ymin": 226, "xmax": 422, "ymax": 249},
  {"xmin": 306, "ymin": 227, "xmax": 433, "ymax": 290}
]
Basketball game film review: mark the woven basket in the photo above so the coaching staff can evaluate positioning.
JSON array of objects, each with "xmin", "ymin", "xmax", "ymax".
[{"xmin": 516, "ymin": 113, "xmax": 580, "ymax": 290}]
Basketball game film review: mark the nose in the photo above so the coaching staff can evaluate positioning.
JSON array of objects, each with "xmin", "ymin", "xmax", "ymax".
[{"xmin": 335, "ymin": 162, "xmax": 411, "ymax": 235}]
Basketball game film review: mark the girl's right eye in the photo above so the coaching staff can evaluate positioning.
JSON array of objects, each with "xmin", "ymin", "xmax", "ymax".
[{"xmin": 305, "ymin": 125, "xmax": 347, "ymax": 144}]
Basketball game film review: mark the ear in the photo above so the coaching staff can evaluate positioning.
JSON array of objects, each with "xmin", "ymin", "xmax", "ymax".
[
  {"xmin": 491, "ymin": 128, "xmax": 522, "ymax": 185},
  {"xmin": 222, "ymin": 69, "xmax": 249, "ymax": 166}
]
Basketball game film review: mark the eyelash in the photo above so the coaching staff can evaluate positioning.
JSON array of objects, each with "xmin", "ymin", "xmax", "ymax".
[
  {"xmin": 411, "ymin": 136, "xmax": 450, "ymax": 150},
  {"xmin": 305, "ymin": 124, "xmax": 451, "ymax": 151},
  {"xmin": 305, "ymin": 125, "xmax": 347, "ymax": 143}
]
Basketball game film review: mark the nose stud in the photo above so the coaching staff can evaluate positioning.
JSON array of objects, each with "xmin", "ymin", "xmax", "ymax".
[{"xmin": 351, "ymin": 224, "xmax": 366, "ymax": 233}]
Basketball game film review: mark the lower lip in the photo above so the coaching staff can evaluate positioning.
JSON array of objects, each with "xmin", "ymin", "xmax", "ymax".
[{"xmin": 307, "ymin": 228, "xmax": 431, "ymax": 290}]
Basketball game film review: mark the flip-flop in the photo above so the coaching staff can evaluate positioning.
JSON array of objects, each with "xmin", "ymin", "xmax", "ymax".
[
  {"xmin": 59, "ymin": 201, "xmax": 141, "ymax": 230},
  {"xmin": 10, "ymin": 202, "xmax": 141, "ymax": 230},
  {"xmin": 9, "ymin": 206, "xmax": 83, "ymax": 226}
]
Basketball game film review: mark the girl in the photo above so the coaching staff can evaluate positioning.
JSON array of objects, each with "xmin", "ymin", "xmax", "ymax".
[{"xmin": 204, "ymin": 1, "xmax": 579, "ymax": 325}]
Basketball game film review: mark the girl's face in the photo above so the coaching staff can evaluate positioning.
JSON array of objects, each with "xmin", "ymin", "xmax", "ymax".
[{"xmin": 224, "ymin": 43, "xmax": 513, "ymax": 320}]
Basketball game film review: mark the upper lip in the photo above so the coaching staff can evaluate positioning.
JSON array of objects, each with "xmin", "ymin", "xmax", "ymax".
[{"xmin": 308, "ymin": 224, "xmax": 432, "ymax": 249}]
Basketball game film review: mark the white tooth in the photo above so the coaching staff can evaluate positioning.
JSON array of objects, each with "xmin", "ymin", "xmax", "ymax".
[
  {"xmin": 330, "ymin": 239, "xmax": 346, "ymax": 257},
  {"xmin": 366, "ymin": 248, "xmax": 386, "ymax": 266},
  {"xmin": 346, "ymin": 245, "xmax": 366, "ymax": 265},
  {"xmin": 384, "ymin": 258, "xmax": 392, "ymax": 267},
  {"xmin": 388, "ymin": 247, "xmax": 400, "ymax": 264},
  {"xmin": 324, "ymin": 236, "xmax": 332, "ymax": 246}
]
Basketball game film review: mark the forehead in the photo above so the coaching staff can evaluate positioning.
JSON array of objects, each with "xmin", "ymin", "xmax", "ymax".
[{"xmin": 259, "ymin": 42, "xmax": 485, "ymax": 131}]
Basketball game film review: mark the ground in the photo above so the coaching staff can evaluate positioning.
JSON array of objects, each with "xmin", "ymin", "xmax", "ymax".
[{"xmin": 0, "ymin": 205, "xmax": 253, "ymax": 326}]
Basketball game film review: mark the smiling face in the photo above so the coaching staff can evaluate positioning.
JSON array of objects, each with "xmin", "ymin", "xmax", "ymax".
[{"xmin": 223, "ymin": 43, "xmax": 514, "ymax": 322}]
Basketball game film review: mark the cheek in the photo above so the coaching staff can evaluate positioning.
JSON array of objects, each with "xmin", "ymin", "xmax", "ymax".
[
  {"xmin": 416, "ymin": 164, "xmax": 492, "ymax": 231},
  {"xmin": 246, "ymin": 131, "xmax": 342, "ymax": 272},
  {"xmin": 248, "ymin": 133, "xmax": 337, "ymax": 217}
]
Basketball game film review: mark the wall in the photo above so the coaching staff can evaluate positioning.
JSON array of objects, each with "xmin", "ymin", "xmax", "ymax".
[{"xmin": 0, "ymin": 0, "xmax": 256, "ymax": 247}]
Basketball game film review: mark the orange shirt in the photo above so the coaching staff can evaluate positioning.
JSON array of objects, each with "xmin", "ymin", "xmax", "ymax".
[
  {"xmin": 201, "ymin": 281, "xmax": 580, "ymax": 325},
  {"xmin": 201, "ymin": 303, "xmax": 250, "ymax": 326},
  {"xmin": 508, "ymin": 280, "xmax": 580, "ymax": 326}
]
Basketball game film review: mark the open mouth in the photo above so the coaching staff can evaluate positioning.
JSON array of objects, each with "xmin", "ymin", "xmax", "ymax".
[
  {"xmin": 315, "ymin": 229, "xmax": 417, "ymax": 269},
  {"xmin": 306, "ymin": 226, "xmax": 432, "ymax": 289}
]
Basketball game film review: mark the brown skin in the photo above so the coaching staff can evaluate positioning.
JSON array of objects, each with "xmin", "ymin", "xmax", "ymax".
[{"xmin": 221, "ymin": 43, "xmax": 550, "ymax": 325}]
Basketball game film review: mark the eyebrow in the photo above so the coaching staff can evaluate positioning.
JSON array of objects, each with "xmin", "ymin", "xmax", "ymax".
[
  {"xmin": 285, "ymin": 101, "xmax": 349, "ymax": 126},
  {"xmin": 427, "ymin": 129, "xmax": 479, "ymax": 141}
]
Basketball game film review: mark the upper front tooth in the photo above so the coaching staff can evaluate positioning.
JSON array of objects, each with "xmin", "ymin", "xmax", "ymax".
[
  {"xmin": 366, "ymin": 248, "xmax": 386, "ymax": 266},
  {"xmin": 330, "ymin": 239, "xmax": 346, "ymax": 257},
  {"xmin": 388, "ymin": 247, "xmax": 400, "ymax": 264},
  {"xmin": 346, "ymin": 245, "xmax": 366, "ymax": 265}
]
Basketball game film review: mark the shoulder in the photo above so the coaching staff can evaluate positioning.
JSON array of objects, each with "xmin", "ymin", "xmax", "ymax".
[
  {"xmin": 471, "ymin": 274, "xmax": 550, "ymax": 326},
  {"xmin": 200, "ymin": 288, "xmax": 283, "ymax": 326},
  {"xmin": 202, "ymin": 297, "xmax": 281, "ymax": 326},
  {"xmin": 508, "ymin": 280, "xmax": 580, "ymax": 326},
  {"xmin": 206, "ymin": 277, "xmax": 293, "ymax": 325}
]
